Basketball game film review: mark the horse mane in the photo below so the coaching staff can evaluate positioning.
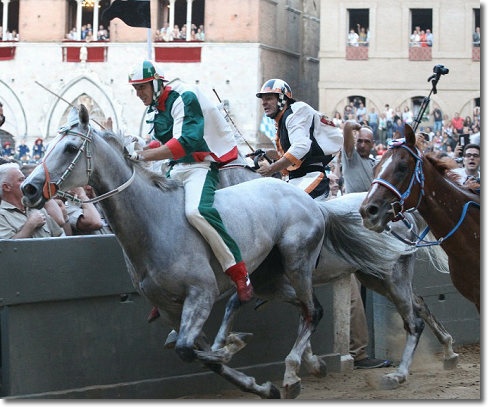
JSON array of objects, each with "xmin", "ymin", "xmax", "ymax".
[
  {"xmin": 98, "ymin": 128, "xmax": 181, "ymax": 192},
  {"xmin": 424, "ymin": 152, "xmax": 480, "ymax": 194}
]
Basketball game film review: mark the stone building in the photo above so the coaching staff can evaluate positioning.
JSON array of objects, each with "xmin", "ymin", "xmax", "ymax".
[
  {"xmin": 319, "ymin": 0, "xmax": 480, "ymax": 130},
  {"xmin": 0, "ymin": 0, "xmax": 320, "ymax": 152}
]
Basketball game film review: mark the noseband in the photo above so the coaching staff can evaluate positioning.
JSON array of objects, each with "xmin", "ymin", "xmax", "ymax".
[
  {"xmin": 41, "ymin": 122, "xmax": 135, "ymax": 205},
  {"xmin": 371, "ymin": 139, "xmax": 424, "ymax": 222}
]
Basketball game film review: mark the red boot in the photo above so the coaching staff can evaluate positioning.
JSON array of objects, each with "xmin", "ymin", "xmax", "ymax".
[
  {"xmin": 148, "ymin": 306, "xmax": 160, "ymax": 323},
  {"xmin": 225, "ymin": 262, "xmax": 254, "ymax": 302}
]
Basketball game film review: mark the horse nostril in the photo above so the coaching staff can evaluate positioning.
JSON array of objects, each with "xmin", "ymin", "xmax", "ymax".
[
  {"xmin": 367, "ymin": 205, "xmax": 379, "ymax": 217},
  {"xmin": 23, "ymin": 183, "xmax": 38, "ymax": 197}
]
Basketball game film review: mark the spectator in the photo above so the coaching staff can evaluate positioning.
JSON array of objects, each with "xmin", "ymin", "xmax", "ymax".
[
  {"xmin": 384, "ymin": 104, "xmax": 394, "ymax": 139},
  {"xmin": 419, "ymin": 30, "xmax": 428, "ymax": 47},
  {"xmin": 0, "ymin": 162, "xmax": 64, "ymax": 239},
  {"xmin": 2, "ymin": 142, "xmax": 13, "ymax": 158},
  {"xmin": 451, "ymin": 144, "xmax": 480, "ymax": 186},
  {"xmin": 463, "ymin": 116, "xmax": 473, "ymax": 133},
  {"xmin": 367, "ymin": 107, "xmax": 378, "ymax": 139},
  {"xmin": 416, "ymin": 132, "xmax": 431, "ymax": 153},
  {"xmin": 98, "ymin": 25, "xmax": 109, "ymax": 41},
  {"xmin": 16, "ymin": 139, "xmax": 30, "ymax": 161},
  {"xmin": 410, "ymin": 29, "xmax": 420, "ymax": 47},
  {"xmin": 20, "ymin": 163, "xmax": 71, "ymax": 235},
  {"xmin": 473, "ymin": 27, "xmax": 480, "ymax": 47},
  {"xmin": 195, "ymin": 27, "xmax": 204, "ymax": 41},
  {"xmin": 332, "ymin": 111, "xmax": 343, "ymax": 129},
  {"xmin": 358, "ymin": 25, "xmax": 368, "ymax": 46},
  {"xmin": 64, "ymin": 186, "xmax": 105, "ymax": 235},
  {"xmin": 432, "ymin": 105, "xmax": 443, "ymax": 135},
  {"xmin": 172, "ymin": 24, "xmax": 180, "ymax": 41},
  {"xmin": 85, "ymin": 29, "xmax": 94, "ymax": 42},
  {"xmin": 326, "ymin": 173, "xmax": 340, "ymax": 199},
  {"xmin": 426, "ymin": 29, "xmax": 433, "ymax": 46},
  {"xmin": 341, "ymin": 120, "xmax": 389, "ymax": 369},
  {"xmin": 402, "ymin": 106, "xmax": 413, "ymax": 126},
  {"xmin": 356, "ymin": 102, "xmax": 367, "ymax": 123},
  {"xmin": 451, "ymin": 112, "xmax": 464, "ymax": 134},
  {"xmin": 377, "ymin": 113, "xmax": 388, "ymax": 144},
  {"xmin": 32, "ymin": 138, "xmax": 45, "ymax": 159},
  {"xmin": 179, "ymin": 24, "xmax": 187, "ymax": 40},
  {"xmin": 392, "ymin": 117, "xmax": 405, "ymax": 138},
  {"xmin": 348, "ymin": 29, "xmax": 359, "ymax": 46}
]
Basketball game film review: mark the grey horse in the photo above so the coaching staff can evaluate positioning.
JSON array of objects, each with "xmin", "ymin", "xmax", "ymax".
[{"xmin": 21, "ymin": 106, "xmax": 457, "ymax": 398}]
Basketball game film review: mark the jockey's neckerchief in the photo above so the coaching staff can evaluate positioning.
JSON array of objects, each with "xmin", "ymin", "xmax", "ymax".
[{"xmin": 146, "ymin": 86, "xmax": 172, "ymax": 134}]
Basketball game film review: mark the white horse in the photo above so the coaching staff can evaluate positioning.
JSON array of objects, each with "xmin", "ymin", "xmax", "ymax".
[{"xmin": 21, "ymin": 106, "xmax": 457, "ymax": 398}]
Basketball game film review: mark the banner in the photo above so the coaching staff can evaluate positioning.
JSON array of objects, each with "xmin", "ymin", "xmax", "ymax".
[
  {"xmin": 102, "ymin": 0, "xmax": 151, "ymax": 28},
  {"xmin": 259, "ymin": 114, "xmax": 276, "ymax": 144}
]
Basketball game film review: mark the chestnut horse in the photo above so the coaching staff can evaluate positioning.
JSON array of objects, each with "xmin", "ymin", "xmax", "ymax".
[{"xmin": 360, "ymin": 124, "xmax": 480, "ymax": 312}]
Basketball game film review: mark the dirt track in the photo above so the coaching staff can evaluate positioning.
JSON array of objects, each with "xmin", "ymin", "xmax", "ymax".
[{"xmin": 180, "ymin": 343, "xmax": 480, "ymax": 400}]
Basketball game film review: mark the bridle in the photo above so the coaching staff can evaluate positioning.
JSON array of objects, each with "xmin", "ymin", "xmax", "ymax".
[
  {"xmin": 371, "ymin": 138, "xmax": 425, "ymax": 222},
  {"xmin": 41, "ymin": 121, "xmax": 135, "ymax": 205},
  {"xmin": 371, "ymin": 138, "xmax": 479, "ymax": 247}
]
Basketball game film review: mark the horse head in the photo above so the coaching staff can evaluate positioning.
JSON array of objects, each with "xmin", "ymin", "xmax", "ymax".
[
  {"xmin": 359, "ymin": 124, "xmax": 424, "ymax": 232},
  {"xmin": 22, "ymin": 104, "xmax": 95, "ymax": 209}
]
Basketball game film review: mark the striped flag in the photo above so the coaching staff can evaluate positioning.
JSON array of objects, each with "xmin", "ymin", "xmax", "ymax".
[{"xmin": 259, "ymin": 114, "xmax": 276, "ymax": 145}]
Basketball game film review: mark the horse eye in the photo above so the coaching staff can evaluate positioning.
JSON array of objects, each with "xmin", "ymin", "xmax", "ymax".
[
  {"xmin": 396, "ymin": 162, "xmax": 408, "ymax": 173},
  {"xmin": 65, "ymin": 144, "xmax": 78, "ymax": 154}
]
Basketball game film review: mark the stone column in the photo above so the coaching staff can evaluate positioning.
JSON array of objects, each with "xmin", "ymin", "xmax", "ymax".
[
  {"xmin": 186, "ymin": 0, "xmax": 193, "ymax": 41},
  {"xmin": 168, "ymin": 0, "xmax": 176, "ymax": 40},
  {"xmin": 2, "ymin": 0, "xmax": 10, "ymax": 41},
  {"xmin": 332, "ymin": 275, "xmax": 353, "ymax": 371},
  {"xmin": 76, "ymin": 0, "xmax": 83, "ymax": 41},
  {"xmin": 93, "ymin": 0, "xmax": 100, "ymax": 40}
]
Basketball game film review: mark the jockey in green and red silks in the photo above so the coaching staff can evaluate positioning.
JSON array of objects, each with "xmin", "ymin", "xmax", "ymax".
[{"xmin": 128, "ymin": 60, "xmax": 253, "ymax": 321}]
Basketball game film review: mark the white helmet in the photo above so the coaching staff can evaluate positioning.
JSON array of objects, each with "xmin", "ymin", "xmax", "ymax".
[
  {"xmin": 128, "ymin": 60, "xmax": 169, "ymax": 106},
  {"xmin": 256, "ymin": 79, "xmax": 293, "ymax": 112}
]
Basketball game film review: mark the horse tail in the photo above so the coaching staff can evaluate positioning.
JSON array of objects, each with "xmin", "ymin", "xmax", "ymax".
[
  {"xmin": 409, "ymin": 211, "xmax": 450, "ymax": 274},
  {"xmin": 318, "ymin": 203, "xmax": 413, "ymax": 279}
]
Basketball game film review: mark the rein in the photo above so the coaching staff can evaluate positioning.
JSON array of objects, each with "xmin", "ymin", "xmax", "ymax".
[
  {"xmin": 41, "ymin": 123, "xmax": 136, "ymax": 204},
  {"xmin": 372, "ymin": 139, "xmax": 480, "ymax": 247}
]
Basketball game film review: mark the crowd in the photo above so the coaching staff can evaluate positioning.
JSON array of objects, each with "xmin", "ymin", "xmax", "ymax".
[
  {"xmin": 409, "ymin": 26, "xmax": 433, "ymax": 47},
  {"xmin": 329, "ymin": 99, "xmax": 480, "ymax": 171},
  {"xmin": 65, "ymin": 24, "xmax": 110, "ymax": 41},
  {"xmin": 1, "ymin": 138, "xmax": 46, "ymax": 164},
  {"xmin": 0, "ymin": 28, "xmax": 19, "ymax": 41},
  {"xmin": 155, "ymin": 23, "xmax": 204, "ymax": 42},
  {"xmin": 347, "ymin": 24, "xmax": 369, "ymax": 47}
]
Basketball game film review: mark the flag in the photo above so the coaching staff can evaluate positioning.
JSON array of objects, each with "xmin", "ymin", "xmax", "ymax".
[
  {"xmin": 259, "ymin": 114, "xmax": 276, "ymax": 145},
  {"xmin": 102, "ymin": 0, "xmax": 151, "ymax": 28}
]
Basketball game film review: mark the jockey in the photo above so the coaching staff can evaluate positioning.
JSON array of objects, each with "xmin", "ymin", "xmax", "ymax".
[
  {"xmin": 128, "ymin": 60, "xmax": 254, "ymax": 321},
  {"xmin": 255, "ymin": 79, "xmax": 332, "ymax": 200}
]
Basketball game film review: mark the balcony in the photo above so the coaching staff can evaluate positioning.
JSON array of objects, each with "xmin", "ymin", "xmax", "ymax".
[
  {"xmin": 62, "ymin": 41, "xmax": 109, "ymax": 63},
  {"xmin": 409, "ymin": 46, "xmax": 432, "ymax": 61},
  {"xmin": 0, "ymin": 41, "xmax": 17, "ymax": 60},
  {"xmin": 154, "ymin": 41, "xmax": 202, "ymax": 63},
  {"xmin": 346, "ymin": 45, "xmax": 368, "ymax": 60},
  {"xmin": 472, "ymin": 46, "xmax": 480, "ymax": 62}
]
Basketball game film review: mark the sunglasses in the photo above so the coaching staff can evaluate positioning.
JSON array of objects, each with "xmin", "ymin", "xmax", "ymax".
[{"xmin": 464, "ymin": 153, "xmax": 480, "ymax": 158}]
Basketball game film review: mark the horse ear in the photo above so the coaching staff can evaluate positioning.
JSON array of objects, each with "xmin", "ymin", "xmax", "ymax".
[
  {"xmin": 79, "ymin": 104, "xmax": 89, "ymax": 128},
  {"xmin": 67, "ymin": 106, "xmax": 79, "ymax": 124},
  {"xmin": 404, "ymin": 124, "xmax": 416, "ymax": 147}
]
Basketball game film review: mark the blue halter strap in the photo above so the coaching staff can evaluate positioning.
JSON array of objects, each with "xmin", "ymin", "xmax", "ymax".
[
  {"xmin": 371, "ymin": 138, "xmax": 425, "ymax": 222},
  {"xmin": 375, "ymin": 138, "xmax": 480, "ymax": 247}
]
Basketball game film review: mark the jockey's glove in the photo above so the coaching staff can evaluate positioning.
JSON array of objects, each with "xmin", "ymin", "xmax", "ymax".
[{"xmin": 129, "ymin": 151, "xmax": 145, "ymax": 161}]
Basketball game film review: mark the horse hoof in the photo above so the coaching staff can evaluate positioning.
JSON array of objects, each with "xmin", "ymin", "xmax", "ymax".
[
  {"xmin": 443, "ymin": 353, "xmax": 459, "ymax": 370},
  {"xmin": 283, "ymin": 380, "xmax": 302, "ymax": 399},
  {"xmin": 164, "ymin": 330, "xmax": 178, "ymax": 349},
  {"xmin": 380, "ymin": 374, "xmax": 401, "ymax": 390},
  {"xmin": 312, "ymin": 357, "xmax": 327, "ymax": 378},
  {"xmin": 267, "ymin": 382, "xmax": 281, "ymax": 399},
  {"xmin": 175, "ymin": 345, "xmax": 196, "ymax": 363}
]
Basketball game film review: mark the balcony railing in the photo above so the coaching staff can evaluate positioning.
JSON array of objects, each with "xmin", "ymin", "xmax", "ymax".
[
  {"xmin": 346, "ymin": 45, "xmax": 368, "ymax": 60},
  {"xmin": 409, "ymin": 46, "xmax": 432, "ymax": 61},
  {"xmin": 154, "ymin": 41, "xmax": 202, "ymax": 63},
  {"xmin": 62, "ymin": 41, "xmax": 109, "ymax": 63},
  {"xmin": 472, "ymin": 46, "xmax": 480, "ymax": 62},
  {"xmin": 0, "ymin": 41, "xmax": 17, "ymax": 60}
]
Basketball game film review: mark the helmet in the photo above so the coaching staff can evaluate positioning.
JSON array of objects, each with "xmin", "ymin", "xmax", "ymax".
[
  {"xmin": 256, "ymin": 79, "xmax": 292, "ymax": 99},
  {"xmin": 256, "ymin": 79, "xmax": 293, "ymax": 113},
  {"xmin": 128, "ymin": 60, "xmax": 169, "ymax": 106}
]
